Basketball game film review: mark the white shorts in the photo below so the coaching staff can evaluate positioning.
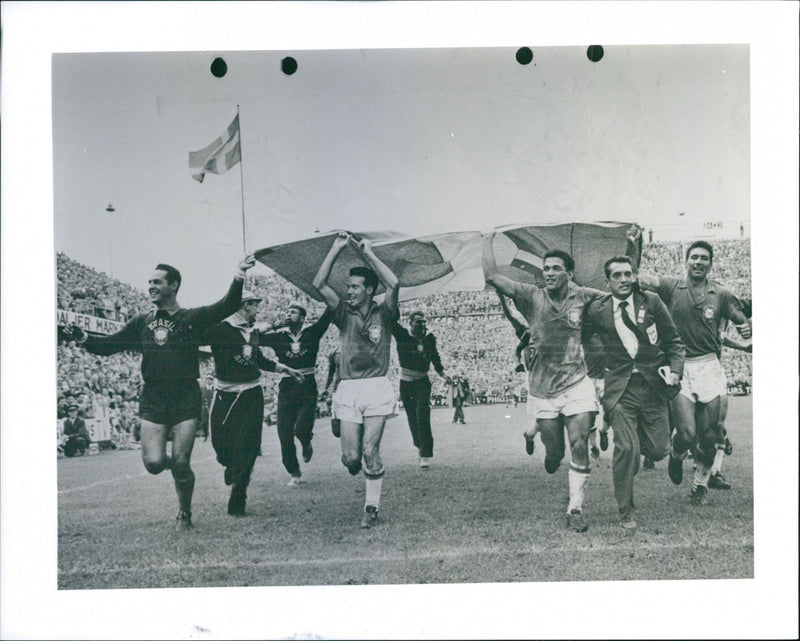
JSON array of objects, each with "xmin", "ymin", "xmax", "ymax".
[
  {"xmin": 527, "ymin": 376, "xmax": 599, "ymax": 420},
  {"xmin": 590, "ymin": 376, "xmax": 604, "ymax": 400},
  {"xmin": 333, "ymin": 376, "xmax": 398, "ymax": 424},
  {"xmin": 679, "ymin": 354, "xmax": 727, "ymax": 404}
]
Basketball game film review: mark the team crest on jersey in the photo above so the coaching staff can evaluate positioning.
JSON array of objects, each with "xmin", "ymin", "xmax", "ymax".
[
  {"xmin": 368, "ymin": 324, "xmax": 382, "ymax": 344},
  {"xmin": 703, "ymin": 305, "xmax": 716, "ymax": 320},
  {"xmin": 566, "ymin": 307, "xmax": 582, "ymax": 329},
  {"xmin": 646, "ymin": 323, "xmax": 658, "ymax": 345},
  {"xmin": 148, "ymin": 317, "xmax": 176, "ymax": 346},
  {"xmin": 417, "ymin": 344, "xmax": 424, "ymax": 353},
  {"xmin": 153, "ymin": 326, "xmax": 170, "ymax": 346},
  {"xmin": 291, "ymin": 341, "xmax": 301, "ymax": 354},
  {"xmin": 242, "ymin": 345, "xmax": 253, "ymax": 360}
]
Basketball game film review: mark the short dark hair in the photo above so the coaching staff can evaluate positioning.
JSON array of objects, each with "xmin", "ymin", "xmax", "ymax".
[
  {"xmin": 154, "ymin": 263, "xmax": 182, "ymax": 291},
  {"xmin": 349, "ymin": 266, "xmax": 378, "ymax": 293},
  {"xmin": 289, "ymin": 304, "xmax": 307, "ymax": 318},
  {"xmin": 685, "ymin": 240, "xmax": 713, "ymax": 264},
  {"xmin": 409, "ymin": 311, "xmax": 425, "ymax": 323},
  {"xmin": 543, "ymin": 249, "xmax": 574, "ymax": 273},
  {"xmin": 604, "ymin": 255, "xmax": 636, "ymax": 278}
]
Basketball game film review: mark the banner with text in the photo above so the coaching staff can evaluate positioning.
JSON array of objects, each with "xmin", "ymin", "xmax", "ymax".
[{"xmin": 56, "ymin": 309, "xmax": 124, "ymax": 335}]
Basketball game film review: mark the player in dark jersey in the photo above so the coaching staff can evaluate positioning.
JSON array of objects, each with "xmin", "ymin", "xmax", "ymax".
[
  {"xmin": 639, "ymin": 240, "xmax": 751, "ymax": 505},
  {"xmin": 201, "ymin": 291, "xmax": 304, "ymax": 516},
  {"xmin": 484, "ymin": 231, "xmax": 605, "ymax": 532},
  {"xmin": 258, "ymin": 305, "xmax": 332, "ymax": 486},
  {"xmin": 391, "ymin": 311, "xmax": 450, "ymax": 468},
  {"xmin": 67, "ymin": 254, "xmax": 255, "ymax": 530}
]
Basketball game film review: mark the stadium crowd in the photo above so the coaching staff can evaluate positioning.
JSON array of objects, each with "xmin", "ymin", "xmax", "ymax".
[
  {"xmin": 57, "ymin": 252, "xmax": 150, "ymax": 322},
  {"xmin": 56, "ymin": 238, "xmax": 752, "ymax": 443}
]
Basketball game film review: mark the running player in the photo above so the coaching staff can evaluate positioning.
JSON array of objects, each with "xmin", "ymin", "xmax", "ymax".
[
  {"xmin": 391, "ymin": 311, "xmax": 450, "ymax": 468},
  {"xmin": 258, "ymin": 305, "xmax": 332, "ymax": 486},
  {"xmin": 312, "ymin": 231, "xmax": 400, "ymax": 528},
  {"xmin": 67, "ymin": 255, "xmax": 256, "ymax": 530},
  {"xmin": 201, "ymin": 291, "xmax": 303, "ymax": 515},
  {"xmin": 708, "ymin": 297, "xmax": 752, "ymax": 489},
  {"xmin": 483, "ymin": 231, "xmax": 603, "ymax": 532},
  {"xmin": 638, "ymin": 240, "xmax": 751, "ymax": 505}
]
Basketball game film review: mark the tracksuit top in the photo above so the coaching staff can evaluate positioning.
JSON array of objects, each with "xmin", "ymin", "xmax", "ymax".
[
  {"xmin": 259, "ymin": 309, "xmax": 332, "ymax": 375},
  {"xmin": 81, "ymin": 277, "xmax": 243, "ymax": 383},
  {"xmin": 391, "ymin": 323, "xmax": 445, "ymax": 379},
  {"xmin": 202, "ymin": 319, "xmax": 277, "ymax": 384}
]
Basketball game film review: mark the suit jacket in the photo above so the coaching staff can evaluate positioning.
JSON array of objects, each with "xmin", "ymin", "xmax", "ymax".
[{"xmin": 584, "ymin": 290, "xmax": 685, "ymax": 414}]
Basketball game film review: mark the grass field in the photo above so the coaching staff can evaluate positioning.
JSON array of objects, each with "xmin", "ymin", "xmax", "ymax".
[{"xmin": 57, "ymin": 396, "xmax": 753, "ymax": 590}]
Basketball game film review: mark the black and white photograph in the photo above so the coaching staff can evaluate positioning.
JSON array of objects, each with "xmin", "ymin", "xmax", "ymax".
[{"xmin": 2, "ymin": 2, "xmax": 797, "ymax": 639}]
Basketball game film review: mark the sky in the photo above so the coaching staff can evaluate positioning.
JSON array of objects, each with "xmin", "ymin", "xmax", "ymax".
[
  {"xmin": 2, "ymin": 3, "xmax": 798, "ymax": 640},
  {"xmin": 51, "ymin": 43, "xmax": 750, "ymax": 305}
]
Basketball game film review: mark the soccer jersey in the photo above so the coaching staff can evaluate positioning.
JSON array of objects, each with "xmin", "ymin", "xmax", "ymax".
[
  {"xmin": 333, "ymin": 299, "xmax": 396, "ymax": 380},
  {"xmin": 259, "ymin": 309, "xmax": 332, "ymax": 374},
  {"xmin": 82, "ymin": 277, "xmax": 243, "ymax": 382},
  {"xmin": 655, "ymin": 276, "xmax": 742, "ymax": 358},
  {"xmin": 509, "ymin": 281, "xmax": 603, "ymax": 398}
]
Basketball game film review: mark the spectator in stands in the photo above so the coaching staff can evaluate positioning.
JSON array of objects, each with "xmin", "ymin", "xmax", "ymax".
[{"xmin": 62, "ymin": 404, "xmax": 91, "ymax": 457}]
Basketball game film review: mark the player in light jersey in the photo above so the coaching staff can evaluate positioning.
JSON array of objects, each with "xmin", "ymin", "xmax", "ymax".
[
  {"xmin": 313, "ymin": 231, "xmax": 400, "ymax": 528},
  {"xmin": 638, "ymin": 240, "xmax": 751, "ymax": 505},
  {"xmin": 483, "ymin": 231, "xmax": 604, "ymax": 532},
  {"xmin": 708, "ymin": 298, "xmax": 752, "ymax": 490}
]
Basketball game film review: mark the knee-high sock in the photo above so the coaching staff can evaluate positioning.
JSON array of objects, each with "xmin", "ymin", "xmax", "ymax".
[
  {"xmin": 567, "ymin": 464, "xmax": 590, "ymax": 514},
  {"xmin": 173, "ymin": 469, "xmax": 195, "ymax": 513},
  {"xmin": 364, "ymin": 467, "xmax": 385, "ymax": 509},
  {"xmin": 710, "ymin": 448, "xmax": 725, "ymax": 475},
  {"xmin": 692, "ymin": 462, "xmax": 712, "ymax": 490}
]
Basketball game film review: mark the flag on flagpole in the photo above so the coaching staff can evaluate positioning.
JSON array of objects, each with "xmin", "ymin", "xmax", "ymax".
[{"xmin": 188, "ymin": 114, "xmax": 241, "ymax": 182}]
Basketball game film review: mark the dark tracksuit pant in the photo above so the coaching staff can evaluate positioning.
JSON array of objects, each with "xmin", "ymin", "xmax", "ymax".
[
  {"xmin": 610, "ymin": 373, "xmax": 670, "ymax": 516},
  {"xmin": 276, "ymin": 374, "xmax": 317, "ymax": 476},
  {"xmin": 399, "ymin": 376, "xmax": 434, "ymax": 458},
  {"xmin": 210, "ymin": 385, "xmax": 264, "ymax": 488}
]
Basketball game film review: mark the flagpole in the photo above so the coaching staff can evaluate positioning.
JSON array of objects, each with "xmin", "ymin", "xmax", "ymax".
[{"xmin": 237, "ymin": 104, "xmax": 247, "ymax": 254}]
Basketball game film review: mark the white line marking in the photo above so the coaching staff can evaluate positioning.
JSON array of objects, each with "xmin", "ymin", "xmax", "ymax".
[
  {"xmin": 57, "ymin": 454, "xmax": 217, "ymax": 494},
  {"xmin": 59, "ymin": 539, "xmax": 752, "ymax": 576}
]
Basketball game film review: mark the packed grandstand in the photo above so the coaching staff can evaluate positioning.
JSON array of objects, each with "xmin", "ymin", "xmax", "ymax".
[{"xmin": 56, "ymin": 239, "xmax": 752, "ymax": 446}]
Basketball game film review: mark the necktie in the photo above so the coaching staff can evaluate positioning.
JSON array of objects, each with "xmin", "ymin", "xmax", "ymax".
[{"xmin": 617, "ymin": 301, "xmax": 639, "ymax": 359}]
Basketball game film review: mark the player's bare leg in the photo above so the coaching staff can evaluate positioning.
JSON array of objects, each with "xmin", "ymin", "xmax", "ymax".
[
  {"xmin": 563, "ymin": 412, "xmax": 593, "ymax": 532},
  {"xmin": 524, "ymin": 420, "xmax": 540, "ymax": 456},
  {"xmin": 709, "ymin": 394, "xmax": 732, "ymax": 489},
  {"xmin": 691, "ymin": 397, "xmax": 722, "ymax": 504},
  {"xmin": 339, "ymin": 419, "xmax": 364, "ymax": 476},
  {"xmin": 361, "ymin": 416, "xmax": 388, "ymax": 527},
  {"xmin": 538, "ymin": 417, "xmax": 566, "ymax": 474},
  {"xmin": 170, "ymin": 418, "xmax": 198, "ymax": 529},
  {"xmin": 668, "ymin": 395, "xmax": 697, "ymax": 486},
  {"xmin": 140, "ymin": 420, "xmax": 171, "ymax": 474}
]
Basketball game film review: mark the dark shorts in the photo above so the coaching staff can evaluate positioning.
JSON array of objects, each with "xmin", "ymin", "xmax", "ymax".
[{"xmin": 139, "ymin": 379, "xmax": 202, "ymax": 426}]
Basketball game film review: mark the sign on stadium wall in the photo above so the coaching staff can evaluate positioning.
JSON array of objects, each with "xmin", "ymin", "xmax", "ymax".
[
  {"xmin": 56, "ymin": 309, "xmax": 124, "ymax": 335},
  {"xmin": 57, "ymin": 418, "xmax": 111, "ymax": 442}
]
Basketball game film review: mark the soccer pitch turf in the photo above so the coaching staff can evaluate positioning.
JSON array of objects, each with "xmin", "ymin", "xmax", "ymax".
[{"xmin": 58, "ymin": 397, "xmax": 753, "ymax": 589}]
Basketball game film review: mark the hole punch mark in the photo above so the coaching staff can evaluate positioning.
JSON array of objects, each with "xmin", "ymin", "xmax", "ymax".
[
  {"xmin": 210, "ymin": 57, "xmax": 227, "ymax": 78},
  {"xmin": 587, "ymin": 45, "xmax": 604, "ymax": 63},
  {"xmin": 282, "ymin": 57, "xmax": 298, "ymax": 76},
  {"xmin": 516, "ymin": 47, "xmax": 533, "ymax": 66}
]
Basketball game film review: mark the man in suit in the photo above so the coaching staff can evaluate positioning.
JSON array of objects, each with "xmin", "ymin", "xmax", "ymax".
[
  {"xmin": 584, "ymin": 256, "xmax": 685, "ymax": 529},
  {"xmin": 62, "ymin": 404, "xmax": 91, "ymax": 457}
]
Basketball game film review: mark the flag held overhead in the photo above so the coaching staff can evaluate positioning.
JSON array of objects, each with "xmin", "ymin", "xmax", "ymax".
[{"xmin": 188, "ymin": 114, "xmax": 241, "ymax": 182}]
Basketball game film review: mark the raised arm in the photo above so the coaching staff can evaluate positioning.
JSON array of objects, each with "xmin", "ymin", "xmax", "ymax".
[
  {"xmin": 193, "ymin": 254, "xmax": 255, "ymax": 327},
  {"xmin": 356, "ymin": 237, "xmax": 400, "ymax": 318},
  {"xmin": 68, "ymin": 316, "xmax": 143, "ymax": 356},
  {"xmin": 312, "ymin": 232, "xmax": 350, "ymax": 310},
  {"xmin": 497, "ymin": 290, "xmax": 527, "ymax": 337},
  {"xmin": 482, "ymin": 230, "xmax": 518, "ymax": 297}
]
